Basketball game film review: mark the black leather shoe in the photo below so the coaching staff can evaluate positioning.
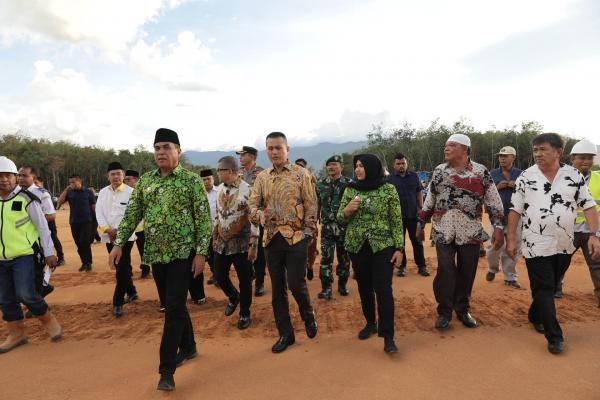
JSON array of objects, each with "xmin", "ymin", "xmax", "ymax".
[
  {"xmin": 254, "ymin": 284, "xmax": 265, "ymax": 297},
  {"xmin": 418, "ymin": 267, "xmax": 430, "ymax": 277},
  {"xmin": 485, "ymin": 271, "xmax": 495, "ymax": 281},
  {"xmin": 531, "ymin": 322, "xmax": 545, "ymax": 334},
  {"xmin": 457, "ymin": 312, "xmax": 477, "ymax": 328},
  {"xmin": 338, "ymin": 281, "xmax": 349, "ymax": 296},
  {"xmin": 140, "ymin": 269, "xmax": 150, "ymax": 279},
  {"xmin": 113, "ymin": 305, "xmax": 123, "ymax": 318},
  {"xmin": 271, "ymin": 335, "xmax": 295, "ymax": 353},
  {"xmin": 78, "ymin": 264, "xmax": 86, "ymax": 272},
  {"xmin": 306, "ymin": 266, "xmax": 314, "ymax": 281},
  {"xmin": 548, "ymin": 340, "xmax": 564, "ymax": 354},
  {"xmin": 207, "ymin": 276, "xmax": 216, "ymax": 285},
  {"xmin": 384, "ymin": 337, "xmax": 398, "ymax": 354},
  {"xmin": 237, "ymin": 316, "xmax": 251, "ymax": 330},
  {"xmin": 41, "ymin": 284, "xmax": 54, "ymax": 297},
  {"xmin": 397, "ymin": 268, "xmax": 406, "ymax": 277},
  {"xmin": 305, "ymin": 318, "xmax": 318, "ymax": 339},
  {"xmin": 224, "ymin": 299, "xmax": 239, "ymax": 316},
  {"xmin": 192, "ymin": 298, "xmax": 206, "ymax": 305},
  {"xmin": 176, "ymin": 347, "xmax": 198, "ymax": 367},
  {"xmin": 56, "ymin": 258, "xmax": 65, "ymax": 266},
  {"xmin": 317, "ymin": 287, "xmax": 332, "ymax": 300},
  {"xmin": 435, "ymin": 315, "xmax": 450, "ymax": 330},
  {"xmin": 157, "ymin": 374, "xmax": 175, "ymax": 391},
  {"xmin": 124, "ymin": 293, "xmax": 138, "ymax": 303},
  {"xmin": 358, "ymin": 323, "xmax": 377, "ymax": 340},
  {"xmin": 84, "ymin": 263, "xmax": 92, "ymax": 272}
]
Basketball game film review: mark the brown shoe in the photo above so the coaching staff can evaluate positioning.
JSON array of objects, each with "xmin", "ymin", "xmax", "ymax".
[
  {"xmin": 0, "ymin": 320, "xmax": 28, "ymax": 353},
  {"xmin": 37, "ymin": 311, "xmax": 63, "ymax": 341}
]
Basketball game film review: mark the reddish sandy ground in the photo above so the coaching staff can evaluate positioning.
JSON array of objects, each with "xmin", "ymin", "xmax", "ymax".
[{"xmin": 1, "ymin": 209, "xmax": 600, "ymax": 399}]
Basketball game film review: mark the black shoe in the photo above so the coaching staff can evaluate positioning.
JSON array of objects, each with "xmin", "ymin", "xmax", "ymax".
[
  {"xmin": 78, "ymin": 264, "xmax": 86, "ymax": 272},
  {"xmin": 504, "ymin": 280, "xmax": 521, "ymax": 289},
  {"xmin": 397, "ymin": 268, "xmax": 406, "ymax": 277},
  {"xmin": 307, "ymin": 266, "xmax": 314, "ymax": 281},
  {"xmin": 485, "ymin": 271, "xmax": 495, "ymax": 282},
  {"xmin": 237, "ymin": 316, "xmax": 251, "ymax": 330},
  {"xmin": 140, "ymin": 269, "xmax": 150, "ymax": 279},
  {"xmin": 358, "ymin": 323, "xmax": 377, "ymax": 340},
  {"xmin": 192, "ymin": 298, "xmax": 206, "ymax": 305},
  {"xmin": 224, "ymin": 299, "xmax": 239, "ymax": 316},
  {"xmin": 207, "ymin": 276, "xmax": 216, "ymax": 285},
  {"xmin": 435, "ymin": 315, "xmax": 450, "ymax": 330},
  {"xmin": 176, "ymin": 347, "xmax": 198, "ymax": 367},
  {"xmin": 479, "ymin": 248, "xmax": 486, "ymax": 257},
  {"xmin": 548, "ymin": 340, "xmax": 564, "ymax": 354},
  {"xmin": 124, "ymin": 293, "xmax": 138, "ymax": 303},
  {"xmin": 84, "ymin": 263, "xmax": 92, "ymax": 272},
  {"xmin": 157, "ymin": 374, "xmax": 175, "ymax": 391},
  {"xmin": 418, "ymin": 267, "xmax": 430, "ymax": 277},
  {"xmin": 317, "ymin": 287, "xmax": 332, "ymax": 300},
  {"xmin": 531, "ymin": 321, "xmax": 545, "ymax": 334},
  {"xmin": 554, "ymin": 289, "xmax": 564, "ymax": 298},
  {"xmin": 56, "ymin": 258, "xmax": 65, "ymax": 267},
  {"xmin": 25, "ymin": 309, "xmax": 34, "ymax": 319},
  {"xmin": 305, "ymin": 317, "xmax": 318, "ymax": 339},
  {"xmin": 338, "ymin": 281, "xmax": 349, "ymax": 296},
  {"xmin": 41, "ymin": 284, "xmax": 54, "ymax": 297},
  {"xmin": 384, "ymin": 337, "xmax": 398, "ymax": 354},
  {"xmin": 113, "ymin": 305, "xmax": 123, "ymax": 318},
  {"xmin": 271, "ymin": 335, "xmax": 295, "ymax": 353},
  {"xmin": 254, "ymin": 284, "xmax": 265, "ymax": 297},
  {"xmin": 457, "ymin": 312, "xmax": 477, "ymax": 328}
]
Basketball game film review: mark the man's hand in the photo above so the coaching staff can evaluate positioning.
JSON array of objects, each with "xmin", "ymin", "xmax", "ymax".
[
  {"xmin": 106, "ymin": 228, "xmax": 117, "ymax": 242},
  {"xmin": 390, "ymin": 250, "xmax": 404, "ymax": 268},
  {"xmin": 108, "ymin": 245, "xmax": 122, "ymax": 270},
  {"xmin": 588, "ymin": 236, "xmax": 600, "ymax": 260},
  {"xmin": 45, "ymin": 255, "xmax": 58, "ymax": 268},
  {"xmin": 492, "ymin": 227, "xmax": 504, "ymax": 250},
  {"xmin": 248, "ymin": 247, "xmax": 258, "ymax": 262},
  {"xmin": 506, "ymin": 237, "xmax": 517, "ymax": 260},
  {"xmin": 192, "ymin": 254, "xmax": 206, "ymax": 278}
]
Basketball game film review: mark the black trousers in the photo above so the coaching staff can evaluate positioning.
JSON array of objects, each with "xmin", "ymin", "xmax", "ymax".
[
  {"xmin": 135, "ymin": 231, "xmax": 150, "ymax": 271},
  {"xmin": 152, "ymin": 255, "xmax": 196, "ymax": 376},
  {"xmin": 400, "ymin": 217, "xmax": 426, "ymax": 269},
  {"xmin": 47, "ymin": 220, "xmax": 64, "ymax": 259},
  {"xmin": 254, "ymin": 226, "xmax": 266, "ymax": 285},
  {"xmin": 525, "ymin": 254, "xmax": 571, "ymax": 343},
  {"xmin": 349, "ymin": 243, "xmax": 395, "ymax": 339},
  {"xmin": 264, "ymin": 233, "xmax": 314, "ymax": 336},
  {"xmin": 433, "ymin": 243, "xmax": 480, "ymax": 318},
  {"xmin": 107, "ymin": 242, "xmax": 136, "ymax": 306},
  {"xmin": 70, "ymin": 221, "xmax": 94, "ymax": 264},
  {"xmin": 215, "ymin": 251, "xmax": 253, "ymax": 316}
]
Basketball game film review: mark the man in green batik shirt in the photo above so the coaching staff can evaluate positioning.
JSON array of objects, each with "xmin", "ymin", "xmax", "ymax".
[
  {"xmin": 316, "ymin": 155, "xmax": 351, "ymax": 300},
  {"xmin": 109, "ymin": 128, "xmax": 212, "ymax": 392}
]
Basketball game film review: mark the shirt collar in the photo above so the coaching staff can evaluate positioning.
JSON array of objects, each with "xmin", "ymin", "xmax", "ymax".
[
  {"xmin": 269, "ymin": 160, "xmax": 294, "ymax": 174},
  {"xmin": 110, "ymin": 183, "xmax": 126, "ymax": 192},
  {"xmin": 151, "ymin": 164, "xmax": 183, "ymax": 177}
]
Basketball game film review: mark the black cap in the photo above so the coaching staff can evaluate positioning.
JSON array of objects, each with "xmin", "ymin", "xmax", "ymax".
[
  {"xmin": 235, "ymin": 146, "xmax": 258, "ymax": 156},
  {"xmin": 125, "ymin": 169, "xmax": 139, "ymax": 177},
  {"xmin": 107, "ymin": 161, "xmax": 124, "ymax": 172},
  {"xmin": 200, "ymin": 169, "xmax": 213, "ymax": 177},
  {"xmin": 326, "ymin": 155, "xmax": 342, "ymax": 165},
  {"xmin": 154, "ymin": 128, "xmax": 180, "ymax": 145}
]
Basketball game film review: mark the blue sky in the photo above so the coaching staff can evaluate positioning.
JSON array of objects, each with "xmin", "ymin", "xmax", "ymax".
[{"xmin": 0, "ymin": 0, "xmax": 598, "ymax": 152}]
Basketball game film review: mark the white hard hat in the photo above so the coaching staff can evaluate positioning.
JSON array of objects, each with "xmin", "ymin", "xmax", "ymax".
[
  {"xmin": 446, "ymin": 133, "xmax": 471, "ymax": 147},
  {"xmin": 0, "ymin": 156, "xmax": 18, "ymax": 174},
  {"xmin": 570, "ymin": 139, "xmax": 597, "ymax": 155}
]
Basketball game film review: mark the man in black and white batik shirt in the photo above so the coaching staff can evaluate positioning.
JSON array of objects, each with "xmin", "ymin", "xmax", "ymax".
[{"xmin": 506, "ymin": 132, "xmax": 600, "ymax": 355}]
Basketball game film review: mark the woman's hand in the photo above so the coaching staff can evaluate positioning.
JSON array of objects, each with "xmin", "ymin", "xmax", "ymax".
[
  {"xmin": 343, "ymin": 196, "xmax": 361, "ymax": 217},
  {"xmin": 390, "ymin": 250, "xmax": 404, "ymax": 269}
]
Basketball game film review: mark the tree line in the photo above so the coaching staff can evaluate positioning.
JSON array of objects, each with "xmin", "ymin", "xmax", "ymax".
[
  {"xmin": 0, "ymin": 133, "xmax": 211, "ymax": 195},
  {"xmin": 332, "ymin": 120, "xmax": 585, "ymax": 179}
]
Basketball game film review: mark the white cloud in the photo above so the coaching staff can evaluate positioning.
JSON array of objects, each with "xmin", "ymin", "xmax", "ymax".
[{"xmin": 0, "ymin": 0, "xmax": 185, "ymax": 60}]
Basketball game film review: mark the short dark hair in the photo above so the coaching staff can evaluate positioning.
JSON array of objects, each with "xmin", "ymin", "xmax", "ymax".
[
  {"xmin": 68, "ymin": 174, "xmax": 82, "ymax": 180},
  {"xmin": 394, "ymin": 153, "xmax": 406, "ymax": 161},
  {"xmin": 532, "ymin": 132, "xmax": 564, "ymax": 150},
  {"xmin": 266, "ymin": 131, "xmax": 287, "ymax": 143},
  {"xmin": 295, "ymin": 158, "xmax": 307, "ymax": 167},
  {"xmin": 19, "ymin": 166, "xmax": 37, "ymax": 177}
]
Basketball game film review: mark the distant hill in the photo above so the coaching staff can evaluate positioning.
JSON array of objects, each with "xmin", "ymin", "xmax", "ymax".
[{"xmin": 184, "ymin": 141, "xmax": 368, "ymax": 170}]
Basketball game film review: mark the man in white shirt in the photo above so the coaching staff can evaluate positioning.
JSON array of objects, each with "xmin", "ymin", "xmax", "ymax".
[
  {"xmin": 96, "ymin": 162, "xmax": 137, "ymax": 317},
  {"xmin": 507, "ymin": 133, "xmax": 600, "ymax": 354}
]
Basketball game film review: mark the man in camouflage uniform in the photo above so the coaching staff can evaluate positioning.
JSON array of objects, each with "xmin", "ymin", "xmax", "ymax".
[{"xmin": 317, "ymin": 155, "xmax": 351, "ymax": 299}]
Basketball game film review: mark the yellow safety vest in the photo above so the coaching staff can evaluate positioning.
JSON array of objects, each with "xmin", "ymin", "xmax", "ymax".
[
  {"xmin": 0, "ymin": 191, "xmax": 39, "ymax": 260},
  {"xmin": 575, "ymin": 171, "xmax": 600, "ymax": 224}
]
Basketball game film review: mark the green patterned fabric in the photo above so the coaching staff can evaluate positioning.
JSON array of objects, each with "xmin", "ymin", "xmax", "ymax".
[
  {"xmin": 336, "ymin": 183, "xmax": 404, "ymax": 254},
  {"xmin": 115, "ymin": 164, "xmax": 212, "ymax": 264}
]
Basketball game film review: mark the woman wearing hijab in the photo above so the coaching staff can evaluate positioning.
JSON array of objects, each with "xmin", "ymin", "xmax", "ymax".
[{"xmin": 337, "ymin": 154, "xmax": 404, "ymax": 353}]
